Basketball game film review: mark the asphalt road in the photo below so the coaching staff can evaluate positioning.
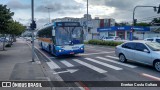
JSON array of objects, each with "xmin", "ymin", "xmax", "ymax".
[{"xmin": 28, "ymin": 39, "xmax": 160, "ymax": 90}]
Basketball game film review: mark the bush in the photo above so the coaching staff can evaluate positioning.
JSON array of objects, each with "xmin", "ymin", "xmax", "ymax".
[
  {"xmin": 87, "ymin": 39, "xmax": 123, "ymax": 46},
  {"xmin": 5, "ymin": 44, "xmax": 11, "ymax": 47},
  {"xmin": 84, "ymin": 42, "xmax": 88, "ymax": 44}
]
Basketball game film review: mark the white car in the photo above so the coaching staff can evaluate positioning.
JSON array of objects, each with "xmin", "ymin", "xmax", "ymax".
[
  {"xmin": 144, "ymin": 37, "xmax": 160, "ymax": 43},
  {"xmin": 25, "ymin": 37, "xmax": 32, "ymax": 41},
  {"xmin": 102, "ymin": 36, "xmax": 121, "ymax": 41},
  {"xmin": 115, "ymin": 41, "xmax": 160, "ymax": 72}
]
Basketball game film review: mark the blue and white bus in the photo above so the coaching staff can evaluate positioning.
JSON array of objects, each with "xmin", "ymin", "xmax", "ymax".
[{"xmin": 37, "ymin": 22, "xmax": 84, "ymax": 56}]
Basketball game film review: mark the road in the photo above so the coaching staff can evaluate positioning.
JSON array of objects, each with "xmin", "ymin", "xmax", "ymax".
[{"xmin": 27, "ymin": 39, "xmax": 160, "ymax": 90}]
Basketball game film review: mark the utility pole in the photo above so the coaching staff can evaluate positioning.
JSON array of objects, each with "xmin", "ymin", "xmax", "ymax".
[
  {"xmin": 31, "ymin": 0, "xmax": 36, "ymax": 62},
  {"xmin": 45, "ymin": 7, "xmax": 53, "ymax": 23}
]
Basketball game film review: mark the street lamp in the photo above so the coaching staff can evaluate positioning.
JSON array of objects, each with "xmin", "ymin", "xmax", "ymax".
[{"xmin": 45, "ymin": 7, "xmax": 53, "ymax": 23}]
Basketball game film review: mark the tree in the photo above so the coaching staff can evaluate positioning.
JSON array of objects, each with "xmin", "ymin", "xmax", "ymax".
[
  {"xmin": 135, "ymin": 22, "xmax": 151, "ymax": 26},
  {"xmin": 7, "ymin": 20, "xmax": 25, "ymax": 44},
  {"xmin": 151, "ymin": 18, "xmax": 160, "ymax": 26},
  {"xmin": 115, "ymin": 22, "xmax": 131, "ymax": 26},
  {"xmin": 0, "ymin": 4, "xmax": 14, "ymax": 50}
]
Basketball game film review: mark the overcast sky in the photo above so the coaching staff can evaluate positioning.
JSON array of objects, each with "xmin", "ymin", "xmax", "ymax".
[{"xmin": 1, "ymin": 0, "xmax": 160, "ymax": 28}]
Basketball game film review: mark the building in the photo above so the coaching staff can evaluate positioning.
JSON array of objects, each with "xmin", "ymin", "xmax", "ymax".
[{"xmin": 97, "ymin": 26, "xmax": 160, "ymax": 40}]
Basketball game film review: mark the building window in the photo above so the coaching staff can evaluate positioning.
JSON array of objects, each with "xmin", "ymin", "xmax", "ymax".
[{"xmin": 108, "ymin": 31, "xmax": 115, "ymax": 37}]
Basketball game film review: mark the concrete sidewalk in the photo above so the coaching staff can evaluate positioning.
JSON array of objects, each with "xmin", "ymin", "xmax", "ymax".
[{"xmin": 0, "ymin": 38, "xmax": 47, "ymax": 80}]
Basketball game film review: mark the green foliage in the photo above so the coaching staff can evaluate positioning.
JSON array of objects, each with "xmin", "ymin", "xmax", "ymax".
[
  {"xmin": 0, "ymin": 5, "xmax": 24, "ymax": 36},
  {"xmin": 0, "ymin": 4, "xmax": 14, "ymax": 34},
  {"xmin": 7, "ymin": 20, "xmax": 25, "ymax": 35},
  {"xmin": 135, "ymin": 23, "xmax": 151, "ymax": 26},
  {"xmin": 84, "ymin": 42, "xmax": 88, "ymax": 44},
  {"xmin": 152, "ymin": 18, "xmax": 160, "ymax": 23},
  {"xmin": 88, "ymin": 40, "xmax": 123, "ymax": 46}
]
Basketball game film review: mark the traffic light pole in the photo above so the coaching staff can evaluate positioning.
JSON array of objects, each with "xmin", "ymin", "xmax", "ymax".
[
  {"xmin": 86, "ymin": 0, "xmax": 88, "ymax": 41},
  {"xmin": 132, "ymin": 5, "xmax": 159, "ymax": 40},
  {"xmin": 31, "ymin": 0, "xmax": 35, "ymax": 62}
]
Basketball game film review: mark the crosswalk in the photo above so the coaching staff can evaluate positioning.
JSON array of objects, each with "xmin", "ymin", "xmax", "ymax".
[
  {"xmin": 47, "ymin": 55, "xmax": 137, "ymax": 73},
  {"xmin": 60, "ymin": 60, "xmax": 74, "ymax": 67}
]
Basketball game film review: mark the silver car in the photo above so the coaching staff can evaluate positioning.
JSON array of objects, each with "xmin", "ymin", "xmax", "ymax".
[{"xmin": 115, "ymin": 41, "xmax": 160, "ymax": 72}]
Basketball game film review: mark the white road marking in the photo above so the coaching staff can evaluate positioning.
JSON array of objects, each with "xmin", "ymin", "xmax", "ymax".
[
  {"xmin": 53, "ymin": 69, "xmax": 78, "ymax": 74},
  {"xmin": 97, "ymin": 57, "xmax": 137, "ymax": 68},
  {"xmin": 75, "ymin": 82, "xmax": 85, "ymax": 90},
  {"xmin": 85, "ymin": 58, "xmax": 122, "ymax": 70},
  {"xmin": 46, "ymin": 61, "xmax": 60, "ymax": 69},
  {"xmin": 85, "ymin": 47, "xmax": 104, "ymax": 52},
  {"xmin": 50, "ymin": 57, "xmax": 56, "ymax": 59},
  {"xmin": 73, "ymin": 59, "xmax": 107, "ymax": 73},
  {"xmin": 79, "ymin": 51, "xmax": 114, "ymax": 56},
  {"xmin": 141, "ymin": 73, "xmax": 160, "ymax": 81},
  {"xmin": 106, "ymin": 56, "xmax": 119, "ymax": 59},
  {"xmin": 60, "ymin": 60, "xmax": 74, "ymax": 67},
  {"xmin": 35, "ymin": 47, "xmax": 60, "ymax": 69}
]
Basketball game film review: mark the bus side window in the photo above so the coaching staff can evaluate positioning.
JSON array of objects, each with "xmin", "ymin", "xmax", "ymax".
[{"xmin": 52, "ymin": 36, "xmax": 56, "ymax": 44}]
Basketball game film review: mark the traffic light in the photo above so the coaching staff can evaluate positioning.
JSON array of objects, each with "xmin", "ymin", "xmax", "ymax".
[
  {"xmin": 134, "ymin": 19, "xmax": 137, "ymax": 25},
  {"xmin": 157, "ymin": 4, "xmax": 160, "ymax": 14},
  {"xmin": 30, "ymin": 20, "xmax": 36, "ymax": 30}
]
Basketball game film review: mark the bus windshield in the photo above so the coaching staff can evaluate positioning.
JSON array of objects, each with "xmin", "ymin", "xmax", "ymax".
[{"xmin": 55, "ymin": 27, "xmax": 83, "ymax": 46}]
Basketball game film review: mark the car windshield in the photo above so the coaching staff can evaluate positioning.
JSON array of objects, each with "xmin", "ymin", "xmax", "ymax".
[{"xmin": 146, "ymin": 42, "xmax": 160, "ymax": 51}]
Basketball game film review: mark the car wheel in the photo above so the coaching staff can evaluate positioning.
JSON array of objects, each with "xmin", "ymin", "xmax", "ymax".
[
  {"xmin": 119, "ymin": 54, "xmax": 127, "ymax": 63},
  {"xmin": 154, "ymin": 61, "xmax": 160, "ymax": 72}
]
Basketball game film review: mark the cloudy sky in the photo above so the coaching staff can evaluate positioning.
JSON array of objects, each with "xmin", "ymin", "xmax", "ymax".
[{"xmin": 0, "ymin": 0, "xmax": 160, "ymax": 28}]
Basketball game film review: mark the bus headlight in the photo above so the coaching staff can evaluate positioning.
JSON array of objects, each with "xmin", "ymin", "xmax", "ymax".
[
  {"xmin": 80, "ymin": 48, "xmax": 84, "ymax": 50},
  {"xmin": 59, "ymin": 50, "xmax": 62, "ymax": 52}
]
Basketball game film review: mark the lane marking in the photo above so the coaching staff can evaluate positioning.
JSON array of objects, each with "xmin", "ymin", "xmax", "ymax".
[
  {"xmin": 75, "ymin": 82, "xmax": 86, "ymax": 90},
  {"xmin": 78, "ymin": 81, "xmax": 90, "ymax": 90},
  {"xmin": 79, "ymin": 51, "xmax": 114, "ymax": 56},
  {"xmin": 97, "ymin": 57, "xmax": 137, "ymax": 68},
  {"xmin": 85, "ymin": 47, "xmax": 105, "ymax": 52},
  {"xmin": 73, "ymin": 59, "xmax": 107, "ymax": 73},
  {"xmin": 86, "ymin": 45, "xmax": 114, "ymax": 50},
  {"xmin": 106, "ymin": 56, "xmax": 119, "ymax": 59},
  {"xmin": 50, "ymin": 57, "xmax": 56, "ymax": 59},
  {"xmin": 141, "ymin": 73, "xmax": 160, "ymax": 81},
  {"xmin": 85, "ymin": 58, "xmax": 122, "ymax": 70},
  {"xmin": 60, "ymin": 60, "xmax": 74, "ymax": 67},
  {"xmin": 35, "ymin": 46, "xmax": 60, "ymax": 69}
]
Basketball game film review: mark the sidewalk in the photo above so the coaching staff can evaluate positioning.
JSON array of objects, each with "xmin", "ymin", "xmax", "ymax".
[{"xmin": 0, "ymin": 38, "xmax": 47, "ymax": 81}]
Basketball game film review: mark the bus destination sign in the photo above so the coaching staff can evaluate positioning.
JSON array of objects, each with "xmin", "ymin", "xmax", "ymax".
[{"xmin": 56, "ymin": 22, "xmax": 80, "ymax": 27}]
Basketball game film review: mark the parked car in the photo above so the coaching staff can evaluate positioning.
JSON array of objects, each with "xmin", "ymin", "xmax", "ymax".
[
  {"xmin": 0, "ymin": 37, "xmax": 9, "ymax": 42},
  {"xmin": 144, "ymin": 37, "xmax": 160, "ymax": 43},
  {"xmin": 25, "ymin": 37, "xmax": 32, "ymax": 41},
  {"xmin": 102, "ymin": 36, "xmax": 121, "ymax": 41},
  {"xmin": 115, "ymin": 41, "xmax": 160, "ymax": 72}
]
